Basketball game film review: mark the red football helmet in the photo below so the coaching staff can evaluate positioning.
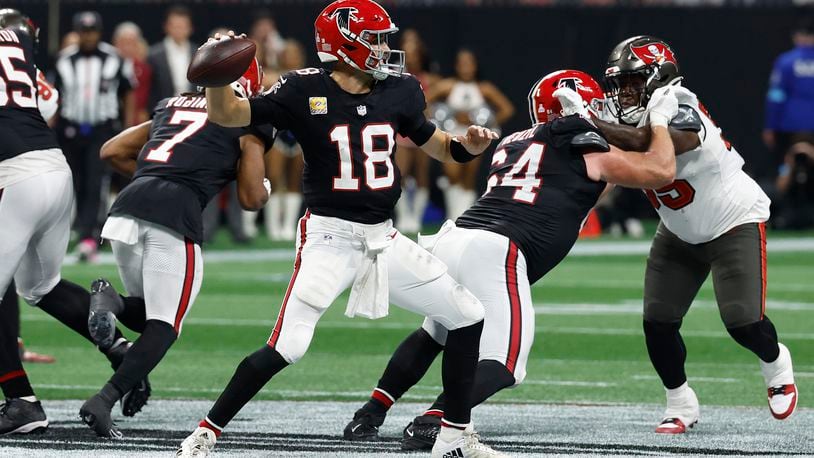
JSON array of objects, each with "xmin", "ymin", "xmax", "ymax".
[
  {"xmin": 527, "ymin": 69, "xmax": 605, "ymax": 124},
  {"xmin": 231, "ymin": 57, "xmax": 263, "ymax": 98},
  {"xmin": 314, "ymin": 0, "xmax": 404, "ymax": 80}
]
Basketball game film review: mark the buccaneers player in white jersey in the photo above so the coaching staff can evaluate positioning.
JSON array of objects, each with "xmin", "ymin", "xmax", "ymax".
[{"xmin": 595, "ymin": 35, "xmax": 797, "ymax": 434}]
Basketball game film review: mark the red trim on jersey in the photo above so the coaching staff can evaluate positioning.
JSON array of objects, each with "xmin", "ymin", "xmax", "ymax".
[
  {"xmin": 504, "ymin": 241, "xmax": 522, "ymax": 374},
  {"xmin": 371, "ymin": 389, "xmax": 395, "ymax": 408},
  {"xmin": 758, "ymin": 222, "xmax": 767, "ymax": 320},
  {"xmin": 0, "ymin": 369, "xmax": 26, "ymax": 383},
  {"xmin": 268, "ymin": 210, "xmax": 311, "ymax": 348},
  {"xmin": 173, "ymin": 238, "xmax": 196, "ymax": 333}
]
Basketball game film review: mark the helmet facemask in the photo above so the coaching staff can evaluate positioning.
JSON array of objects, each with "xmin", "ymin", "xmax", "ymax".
[
  {"xmin": 604, "ymin": 70, "xmax": 652, "ymax": 125},
  {"xmin": 358, "ymin": 29, "xmax": 404, "ymax": 80}
]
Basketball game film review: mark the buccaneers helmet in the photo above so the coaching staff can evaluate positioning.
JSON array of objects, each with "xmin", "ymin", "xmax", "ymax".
[
  {"xmin": 314, "ymin": 0, "xmax": 404, "ymax": 80},
  {"xmin": 527, "ymin": 69, "xmax": 605, "ymax": 124},
  {"xmin": 0, "ymin": 9, "xmax": 39, "ymax": 44},
  {"xmin": 231, "ymin": 57, "xmax": 263, "ymax": 98},
  {"xmin": 604, "ymin": 35, "xmax": 681, "ymax": 124}
]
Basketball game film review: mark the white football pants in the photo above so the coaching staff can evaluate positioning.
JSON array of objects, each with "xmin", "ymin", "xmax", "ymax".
[
  {"xmin": 106, "ymin": 217, "xmax": 203, "ymax": 335},
  {"xmin": 420, "ymin": 222, "xmax": 535, "ymax": 385},
  {"xmin": 0, "ymin": 169, "xmax": 73, "ymax": 305},
  {"xmin": 267, "ymin": 211, "xmax": 484, "ymax": 364}
]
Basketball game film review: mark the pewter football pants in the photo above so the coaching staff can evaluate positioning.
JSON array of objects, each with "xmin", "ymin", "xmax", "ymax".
[{"xmin": 0, "ymin": 170, "xmax": 73, "ymax": 305}]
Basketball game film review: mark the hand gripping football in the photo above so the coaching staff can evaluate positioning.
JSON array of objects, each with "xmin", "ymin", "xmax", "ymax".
[{"xmin": 187, "ymin": 37, "xmax": 256, "ymax": 87}]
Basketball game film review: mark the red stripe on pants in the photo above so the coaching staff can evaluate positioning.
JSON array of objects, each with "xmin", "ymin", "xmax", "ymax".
[
  {"xmin": 268, "ymin": 211, "xmax": 311, "ymax": 348},
  {"xmin": 758, "ymin": 222, "xmax": 767, "ymax": 320},
  {"xmin": 0, "ymin": 369, "xmax": 26, "ymax": 383},
  {"xmin": 173, "ymin": 238, "xmax": 195, "ymax": 333},
  {"xmin": 504, "ymin": 241, "xmax": 521, "ymax": 374}
]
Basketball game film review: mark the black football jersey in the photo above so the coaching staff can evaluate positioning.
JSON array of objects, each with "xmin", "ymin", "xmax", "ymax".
[
  {"xmin": 0, "ymin": 28, "xmax": 59, "ymax": 162},
  {"xmin": 110, "ymin": 95, "xmax": 275, "ymax": 243},
  {"xmin": 457, "ymin": 115, "xmax": 609, "ymax": 283},
  {"xmin": 248, "ymin": 68, "xmax": 436, "ymax": 224}
]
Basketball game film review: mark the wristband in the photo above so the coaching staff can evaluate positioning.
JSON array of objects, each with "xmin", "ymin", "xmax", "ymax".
[
  {"xmin": 650, "ymin": 112, "xmax": 671, "ymax": 128},
  {"xmin": 450, "ymin": 139, "xmax": 478, "ymax": 163}
]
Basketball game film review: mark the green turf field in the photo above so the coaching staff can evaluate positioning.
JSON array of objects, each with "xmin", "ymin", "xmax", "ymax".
[{"xmin": 19, "ymin": 229, "xmax": 813, "ymax": 410}]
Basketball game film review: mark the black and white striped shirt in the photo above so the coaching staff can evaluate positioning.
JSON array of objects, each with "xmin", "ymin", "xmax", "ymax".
[{"xmin": 54, "ymin": 42, "xmax": 134, "ymax": 126}]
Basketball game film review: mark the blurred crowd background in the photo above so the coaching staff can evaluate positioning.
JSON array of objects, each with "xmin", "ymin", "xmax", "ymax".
[{"xmin": 7, "ymin": 0, "xmax": 814, "ymax": 261}]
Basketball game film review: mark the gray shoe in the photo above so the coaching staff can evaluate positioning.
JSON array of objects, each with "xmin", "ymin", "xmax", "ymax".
[
  {"xmin": 89, "ymin": 278, "xmax": 124, "ymax": 350},
  {"xmin": 0, "ymin": 398, "xmax": 48, "ymax": 435}
]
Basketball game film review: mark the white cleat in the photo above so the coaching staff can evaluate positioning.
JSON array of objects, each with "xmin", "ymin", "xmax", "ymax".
[
  {"xmin": 655, "ymin": 383, "xmax": 699, "ymax": 434},
  {"xmin": 177, "ymin": 427, "xmax": 217, "ymax": 457},
  {"xmin": 431, "ymin": 425, "xmax": 509, "ymax": 458},
  {"xmin": 761, "ymin": 343, "xmax": 797, "ymax": 420}
]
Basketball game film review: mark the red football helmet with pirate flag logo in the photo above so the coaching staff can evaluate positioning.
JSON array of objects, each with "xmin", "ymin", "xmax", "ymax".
[
  {"xmin": 527, "ymin": 69, "xmax": 605, "ymax": 124},
  {"xmin": 604, "ymin": 35, "xmax": 682, "ymax": 124},
  {"xmin": 314, "ymin": 0, "xmax": 405, "ymax": 81}
]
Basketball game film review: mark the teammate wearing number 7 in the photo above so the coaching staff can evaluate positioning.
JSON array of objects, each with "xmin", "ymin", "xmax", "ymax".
[
  {"xmin": 596, "ymin": 36, "xmax": 797, "ymax": 433},
  {"xmin": 343, "ymin": 69, "xmax": 681, "ymax": 450},
  {"xmin": 76, "ymin": 59, "xmax": 275, "ymax": 438}
]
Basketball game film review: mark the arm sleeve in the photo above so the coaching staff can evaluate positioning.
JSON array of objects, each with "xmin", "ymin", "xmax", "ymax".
[
  {"xmin": 764, "ymin": 57, "xmax": 788, "ymax": 131},
  {"xmin": 247, "ymin": 72, "xmax": 297, "ymax": 130},
  {"xmin": 399, "ymin": 76, "xmax": 436, "ymax": 146},
  {"xmin": 669, "ymin": 105, "xmax": 703, "ymax": 133}
]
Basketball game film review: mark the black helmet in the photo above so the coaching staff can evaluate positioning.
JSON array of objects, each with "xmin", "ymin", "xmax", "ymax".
[
  {"xmin": 0, "ymin": 9, "xmax": 39, "ymax": 44},
  {"xmin": 604, "ymin": 35, "xmax": 681, "ymax": 124}
]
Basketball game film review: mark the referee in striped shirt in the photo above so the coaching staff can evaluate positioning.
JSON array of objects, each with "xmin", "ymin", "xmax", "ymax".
[{"xmin": 54, "ymin": 11, "xmax": 134, "ymax": 261}]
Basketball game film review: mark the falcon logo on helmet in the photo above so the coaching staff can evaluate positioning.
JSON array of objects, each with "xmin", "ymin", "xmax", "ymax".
[
  {"xmin": 314, "ymin": 0, "xmax": 405, "ymax": 81},
  {"xmin": 330, "ymin": 7, "xmax": 360, "ymax": 42},
  {"xmin": 604, "ymin": 35, "xmax": 682, "ymax": 125},
  {"xmin": 527, "ymin": 70, "xmax": 605, "ymax": 125}
]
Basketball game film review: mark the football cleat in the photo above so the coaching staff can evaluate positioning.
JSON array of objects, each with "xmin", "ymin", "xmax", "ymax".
[
  {"xmin": 0, "ymin": 398, "xmax": 48, "ymax": 435},
  {"xmin": 402, "ymin": 414, "xmax": 441, "ymax": 450},
  {"xmin": 760, "ymin": 343, "xmax": 797, "ymax": 420},
  {"xmin": 89, "ymin": 278, "xmax": 124, "ymax": 350},
  {"xmin": 655, "ymin": 385, "xmax": 699, "ymax": 434},
  {"xmin": 177, "ymin": 426, "xmax": 217, "ymax": 457},
  {"xmin": 343, "ymin": 407, "xmax": 385, "ymax": 441},
  {"xmin": 79, "ymin": 394, "xmax": 122, "ymax": 439},
  {"xmin": 431, "ymin": 425, "xmax": 508, "ymax": 458},
  {"xmin": 106, "ymin": 340, "xmax": 152, "ymax": 417}
]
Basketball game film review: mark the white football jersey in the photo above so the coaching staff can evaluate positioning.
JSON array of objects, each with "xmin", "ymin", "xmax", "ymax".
[{"xmin": 638, "ymin": 86, "xmax": 769, "ymax": 244}]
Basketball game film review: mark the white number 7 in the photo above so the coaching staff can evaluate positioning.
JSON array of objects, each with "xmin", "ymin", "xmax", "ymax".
[{"xmin": 145, "ymin": 110, "xmax": 208, "ymax": 163}]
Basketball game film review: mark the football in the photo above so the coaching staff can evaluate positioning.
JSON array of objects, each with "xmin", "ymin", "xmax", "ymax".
[{"xmin": 187, "ymin": 37, "xmax": 256, "ymax": 87}]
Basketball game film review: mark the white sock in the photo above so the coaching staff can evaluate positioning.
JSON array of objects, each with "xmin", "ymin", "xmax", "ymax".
[
  {"xmin": 439, "ymin": 422, "xmax": 468, "ymax": 443},
  {"xmin": 265, "ymin": 193, "xmax": 282, "ymax": 240},
  {"xmin": 241, "ymin": 210, "xmax": 258, "ymax": 238},
  {"xmin": 761, "ymin": 342, "xmax": 794, "ymax": 387},
  {"xmin": 445, "ymin": 185, "xmax": 462, "ymax": 220},
  {"xmin": 666, "ymin": 381, "xmax": 690, "ymax": 402},
  {"xmin": 395, "ymin": 194, "xmax": 411, "ymax": 230},
  {"xmin": 20, "ymin": 395, "xmax": 37, "ymax": 403},
  {"xmin": 282, "ymin": 193, "xmax": 303, "ymax": 239}
]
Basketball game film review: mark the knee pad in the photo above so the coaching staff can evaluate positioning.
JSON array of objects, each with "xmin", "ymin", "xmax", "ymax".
[
  {"xmin": 421, "ymin": 318, "xmax": 448, "ymax": 346},
  {"xmin": 274, "ymin": 321, "xmax": 316, "ymax": 364},
  {"xmin": 291, "ymin": 251, "xmax": 346, "ymax": 311},
  {"xmin": 447, "ymin": 284, "xmax": 484, "ymax": 329},
  {"xmin": 19, "ymin": 276, "xmax": 61, "ymax": 306}
]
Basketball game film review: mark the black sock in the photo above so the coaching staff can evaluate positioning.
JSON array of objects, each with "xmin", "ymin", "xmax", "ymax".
[
  {"xmin": 426, "ymin": 360, "xmax": 515, "ymax": 415},
  {"xmin": 643, "ymin": 319, "xmax": 687, "ymax": 389},
  {"xmin": 0, "ymin": 286, "xmax": 33, "ymax": 398},
  {"xmin": 470, "ymin": 359, "xmax": 516, "ymax": 406},
  {"xmin": 1, "ymin": 283, "xmax": 20, "ymax": 343},
  {"xmin": 118, "ymin": 296, "xmax": 147, "ymax": 333},
  {"xmin": 37, "ymin": 280, "xmax": 125, "ymax": 349},
  {"xmin": 366, "ymin": 328, "xmax": 443, "ymax": 413},
  {"xmin": 727, "ymin": 317, "xmax": 780, "ymax": 363},
  {"xmin": 207, "ymin": 345, "xmax": 288, "ymax": 429},
  {"xmin": 108, "ymin": 320, "xmax": 176, "ymax": 395},
  {"xmin": 439, "ymin": 320, "xmax": 483, "ymax": 425}
]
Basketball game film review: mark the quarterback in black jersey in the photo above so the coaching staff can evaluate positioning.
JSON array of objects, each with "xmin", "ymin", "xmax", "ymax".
[
  {"xmin": 343, "ymin": 69, "xmax": 681, "ymax": 450},
  {"xmin": 178, "ymin": 2, "xmax": 502, "ymax": 457},
  {"xmin": 0, "ymin": 10, "xmax": 151, "ymax": 435},
  {"xmin": 76, "ymin": 59, "xmax": 274, "ymax": 439}
]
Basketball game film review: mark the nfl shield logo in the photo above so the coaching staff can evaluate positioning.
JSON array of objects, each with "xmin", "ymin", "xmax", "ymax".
[{"xmin": 357, "ymin": 105, "xmax": 367, "ymax": 116}]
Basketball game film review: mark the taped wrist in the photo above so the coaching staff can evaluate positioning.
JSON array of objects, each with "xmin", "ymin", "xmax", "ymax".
[
  {"xmin": 450, "ymin": 139, "xmax": 478, "ymax": 163},
  {"xmin": 650, "ymin": 113, "xmax": 671, "ymax": 128}
]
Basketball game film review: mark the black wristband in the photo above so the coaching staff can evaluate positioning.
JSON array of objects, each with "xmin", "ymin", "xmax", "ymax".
[{"xmin": 450, "ymin": 139, "xmax": 478, "ymax": 163}]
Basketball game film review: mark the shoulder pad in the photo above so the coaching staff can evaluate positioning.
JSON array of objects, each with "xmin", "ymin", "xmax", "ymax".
[
  {"xmin": 670, "ymin": 105, "xmax": 702, "ymax": 133},
  {"xmin": 571, "ymin": 131, "xmax": 610, "ymax": 152}
]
